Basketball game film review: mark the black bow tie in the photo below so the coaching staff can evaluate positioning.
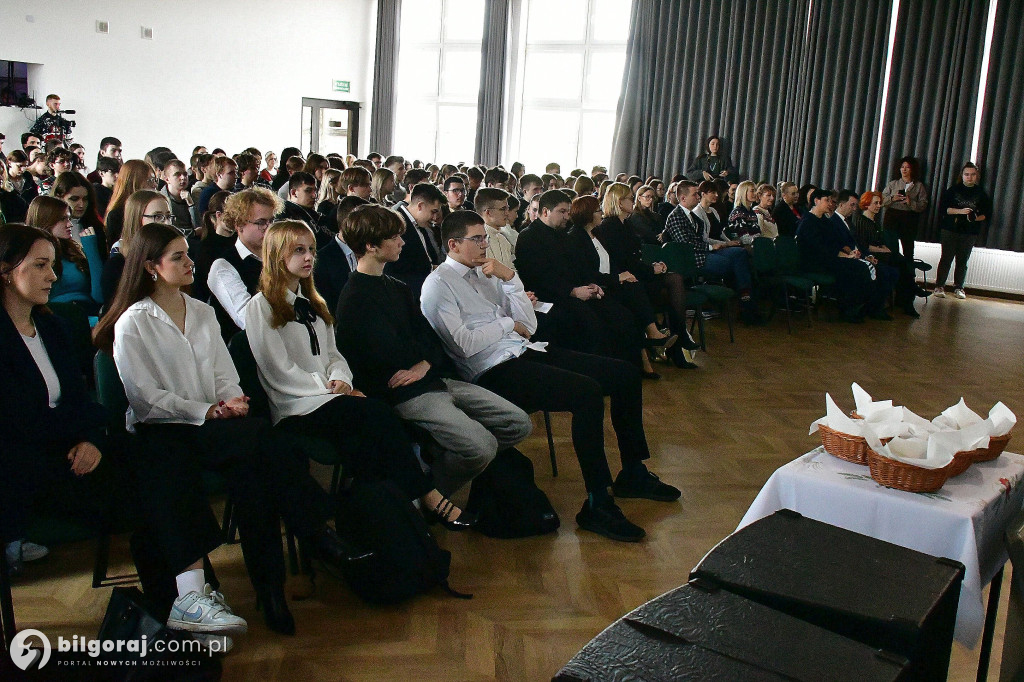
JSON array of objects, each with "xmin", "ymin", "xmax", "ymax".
[{"xmin": 293, "ymin": 297, "xmax": 320, "ymax": 356}]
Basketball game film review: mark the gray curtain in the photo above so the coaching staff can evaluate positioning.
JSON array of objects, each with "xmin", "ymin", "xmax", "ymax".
[
  {"xmin": 612, "ymin": 0, "xmax": 813, "ymax": 183},
  {"xmin": 369, "ymin": 0, "xmax": 403, "ymax": 155},
  {"xmin": 977, "ymin": 0, "xmax": 1024, "ymax": 251},
  {"xmin": 475, "ymin": 0, "xmax": 510, "ymax": 166},
  {"xmin": 877, "ymin": 0, "xmax": 989, "ymax": 242},
  {"xmin": 778, "ymin": 0, "xmax": 893, "ymax": 192}
]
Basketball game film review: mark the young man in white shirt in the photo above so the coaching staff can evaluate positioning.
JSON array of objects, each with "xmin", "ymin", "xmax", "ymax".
[
  {"xmin": 420, "ymin": 211, "xmax": 680, "ymax": 543},
  {"xmin": 335, "ymin": 205, "xmax": 532, "ymax": 495},
  {"xmin": 207, "ymin": 187, "xmax": 282, "ymax": 337}
]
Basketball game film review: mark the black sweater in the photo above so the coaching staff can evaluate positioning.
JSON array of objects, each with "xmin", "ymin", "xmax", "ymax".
[
  {"xmin": 938, "ymin": 184, "xmax": 991, "ymax": 235},
  {"xmin": 334, "ymin": 272, "xmax": 449, "ymax": 405}
]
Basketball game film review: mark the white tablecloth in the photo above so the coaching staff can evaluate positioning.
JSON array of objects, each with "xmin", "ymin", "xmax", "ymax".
[{"xmin": 739, "ymin": 446, "xmax": 1024, "ymax": 647}]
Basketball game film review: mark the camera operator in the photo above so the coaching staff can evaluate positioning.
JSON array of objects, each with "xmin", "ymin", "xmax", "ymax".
[{"xmin": 28, "ymin": 94, "xmax": 75, "ymax": 146}]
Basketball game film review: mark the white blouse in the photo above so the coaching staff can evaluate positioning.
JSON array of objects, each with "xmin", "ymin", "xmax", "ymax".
[
  {"xmin": 244, "ymin": 290, "xmax": 353, "ymax": 425},
  {"xmin": 113, "ymin": 294, "xmax": 243, "ymax": 431},
  {"xmin": 591, "ymin": 236, "xmax": 611, "ymax": 275},
  {"xmin": 21, "ymin": 332, "xmax": 61, "ymax": 407}
]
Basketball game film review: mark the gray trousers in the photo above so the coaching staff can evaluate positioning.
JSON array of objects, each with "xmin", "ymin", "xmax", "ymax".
[{"xmin": 393, "ymin": 379, "xmax": 532, "ymax": 495}]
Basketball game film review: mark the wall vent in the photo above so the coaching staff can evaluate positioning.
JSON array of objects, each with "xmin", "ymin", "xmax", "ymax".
[
  {"xmin": 141, "ymin": 26, "xmax": 153, "ymax": 40},
  {"xmin": 96, "ymin": 20, "xmax": 109, "ymax": 34}
]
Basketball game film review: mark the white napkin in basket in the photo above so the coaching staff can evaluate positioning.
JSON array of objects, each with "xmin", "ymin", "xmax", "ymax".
[
  {"xmin": 864, "ymin": 424, "xmax": 954, "ymax": 470},
  {"xmin": 809, "ymin": 393, "xmax": 864, "ymax": 436},
  {"xmin": 987, "ymin": 402, "xmax": 1017, "ymax": 437}
]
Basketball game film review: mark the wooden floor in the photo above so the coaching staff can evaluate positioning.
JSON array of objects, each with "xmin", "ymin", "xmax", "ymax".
[{"xmin": 12, "ymin": 293, "xmax": 1024, "ymax": 681}]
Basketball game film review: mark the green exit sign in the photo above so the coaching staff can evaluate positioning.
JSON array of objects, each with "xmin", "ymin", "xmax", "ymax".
[{"xmin": 333, "ymin": 80, "xmax": 350, "ymax": 93}]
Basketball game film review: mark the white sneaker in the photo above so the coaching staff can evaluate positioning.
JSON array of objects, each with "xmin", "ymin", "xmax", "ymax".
[
  {"xmin": 192, "ymin": 633, "xmax": 234, "ymax": 655},
  {"xmin": 954, "ymin": 288, "xmax": 967, "ymax": 299},
  {"xmin": 20, "ymin": 541, "xmax": 49, "ymax": 562},
  {"xmin": 167, "ymin": 584, "xmax": 248, "ymax": 635},
  {"xmin": 933, "ymin": 287, "xmax": 946, "ymax": 298}
]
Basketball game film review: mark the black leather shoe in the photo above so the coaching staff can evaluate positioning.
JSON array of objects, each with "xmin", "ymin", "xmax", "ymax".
[
  {"xmin": 576, "ymin": 499, "xmax": 645, "ymax": 542},
  {"xmin": 641, "ymin": 370, "xmax": 661, "ymax": 380},
  {"xmin": 868, "ymin": 309, "xmax": 894, "ymax": 321},
  {"xmin": 255, "ymin": 584, "xmax": 295, "ymax": 636},
  {"xmin": 902, "ymin": 304, "xmax": 920, "ymax": 318},
  {"xmin": 678, "ymin": 331, "xmax": 701, "ymax": 351},
  {"xmin": 612, "ymin": 470, "xmax": 681, "ymax": 502},
  {"xmin": 669, "ymin": 348, "xmax": 698, "ymax": 369},
  {"xmin": 423, "ymin": 497, "xmax": 477, "ymax": 532}
]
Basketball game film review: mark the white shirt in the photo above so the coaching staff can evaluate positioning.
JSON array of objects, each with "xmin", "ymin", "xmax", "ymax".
[
  {"xmin": 113, "ymin": 294, "xmax": 243, "ymax": 431},
  {"xmin": 420, "ymin": 256, "xmax": 539, "ymax": 381},
  {"xmin": 21, "ymin": 331, "xmax": 61, "ymax": 407},
  {"xmin": 691, "ymin": 204, "xmax": 729, "ymax": 247},
  {"xmin": 244, "ymin": 290, "xmax": 353, "ymax": 424},
  {"xmin": 592, "ymin": 236, "xmax": 611, "ymax": 274},
  {"xmin": 208, "ymin": 240, "xmax": 260, "ymax": 330}
]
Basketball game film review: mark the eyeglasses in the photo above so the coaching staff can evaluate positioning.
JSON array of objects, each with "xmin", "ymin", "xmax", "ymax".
[
  {"xmin": 144, "ymin": 213, "xmax": 174, "ymax": 223},
  {"xmin": 246, "ymin": 219, "xmax": 273, "ymax": 229},
  {"xmin": 447, "ymin": 188, "xmax": 466, "ymax": 194},
  {"xmin": 455, "ymin": 235, "xmax": 488, "ymax": 246}
]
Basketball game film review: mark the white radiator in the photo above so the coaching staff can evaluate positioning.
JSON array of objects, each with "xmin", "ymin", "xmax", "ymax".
[{"xmin": 913, "ymin": 242, "xmax": 1024, "ymax": 295}]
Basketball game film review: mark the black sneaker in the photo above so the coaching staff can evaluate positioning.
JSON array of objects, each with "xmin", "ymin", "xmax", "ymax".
[
  {"xmin": 612, "ymin": 470, "xmax": 681, "ymax": 502},
  {"xmin": 576, "ymin": 499, "xmax": 646, "ymax": 542}
]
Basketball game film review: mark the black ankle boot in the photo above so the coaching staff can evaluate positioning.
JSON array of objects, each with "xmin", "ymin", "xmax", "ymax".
[{"xmin": 255, "ymin": 583, "xmax": 295, "ymax": 635}]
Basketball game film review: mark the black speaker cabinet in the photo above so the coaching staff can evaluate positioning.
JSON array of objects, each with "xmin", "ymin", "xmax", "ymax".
[
  {"xmin": 690, "ymin": 509, "xmax": 965, "ymax": 681},
  {"xmin": 553, "ymin": 580, "xmax": 910, "ymax": 681}
]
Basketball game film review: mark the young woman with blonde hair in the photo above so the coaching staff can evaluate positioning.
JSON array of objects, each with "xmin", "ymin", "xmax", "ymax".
[
  {"xmin": 245, "ymin": 220, "xmax": 475, "ymax": 530},
  {"xmin": 104, "ymin": 160, "xmax": 158, "ymax": 245}
]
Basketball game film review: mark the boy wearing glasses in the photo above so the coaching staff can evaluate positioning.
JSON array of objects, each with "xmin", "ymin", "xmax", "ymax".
[{"xmin": 207, "ymin": 187, "xmax": 283, "ymax": 338}]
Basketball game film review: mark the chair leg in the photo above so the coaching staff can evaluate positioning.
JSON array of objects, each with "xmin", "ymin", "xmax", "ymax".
[
  {"xmin": 92, "ymin": 533, "xmax": 111, "ymax": 589},
  {"xmin": 783, "ymin": 286, "xmax": 793, "ymax": 334},
  {"xmin": 725, "ymin": 302, "xmax": 734, "ymax": 342},
  {"xmin": 222, "ymin": 498, "xmax": 238, "ymax": 544},
  {"xmin": 543, "ymin": 411, "xmax": 557, "ymax": 477},
  {"xmin": 329, "ymin": 464, "xmax": 343, "ymax": 498},
  {"xmin": 286, "ymin": 527, "xmax": 300, "ymax": 576},
  {"xmin": 1, "ymin": 547, "xmax": 15, "ymax": 652}
]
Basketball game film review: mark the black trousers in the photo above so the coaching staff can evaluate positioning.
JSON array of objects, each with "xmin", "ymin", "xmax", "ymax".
[
  {"xmin": 278, "ymin": 396, "xmax": 434, "ymax": 501},
  {"xmin": 883, "ymin": 209, "xmax": 920, "ymax": 262},
  {"xmin": 533, "ymin": 296, "xmax": 642, "ymax": 366},
  {"xmin": 0, "ymin": 436, "xmax": 122, "ymax": 544},
  {"xmin": 132, "ymin": 419, "xmax": 331, "ymax": 592},
  {"xmin": 936, "ymin": 229, "xmax": 977, "ymax": 289},
  {"xmin": 477, "ymin": 347, "xmax": 650, "ymax": 494}
]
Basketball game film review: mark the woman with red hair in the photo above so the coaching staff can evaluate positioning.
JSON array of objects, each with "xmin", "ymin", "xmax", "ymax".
[{"xmin": 856, "ymin": 191, "xmax": 925, "ymax": 317}]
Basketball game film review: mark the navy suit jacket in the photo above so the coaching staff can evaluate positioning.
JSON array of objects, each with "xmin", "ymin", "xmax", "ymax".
[
  {"xmin": 384, "ymin": 208, "xmax": 436, "ymax": 301},
  {"xmin": 314, "ymin": 237, "xmax": 354, "ymax": 314},
  {"xmin": 0, "ymin": 307, "xmax": 106, "ymax": 456},
  {"xmin": 830, "ymin": 213, "xmax": 859, "ymax": 251}
]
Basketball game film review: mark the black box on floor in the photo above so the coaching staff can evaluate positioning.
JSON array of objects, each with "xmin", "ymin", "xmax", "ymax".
[
  {"xmin": 690, "ymin": 509, "xmax": 965, "ymax": 681},
  {"xmin": 553, "ymin": 580, "xmax": 910, "ymax": 681}
]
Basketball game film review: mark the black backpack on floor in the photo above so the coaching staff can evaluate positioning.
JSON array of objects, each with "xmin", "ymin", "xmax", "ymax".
[
  {"xmin": 465, "ymin": 448, "xmax": 560, "ymax": 539},
  {"xmin": 336, "ymin": 480, "xmax": 470, "ymax": 605}
]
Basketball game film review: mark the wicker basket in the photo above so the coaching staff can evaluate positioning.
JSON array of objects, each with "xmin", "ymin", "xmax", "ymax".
[
  {"xmin": 946, "ymin": 451, "xmax": 974, "ymax": 477},
  {"xmin": 866, "ymin": 448, "xmax": 952, "ymax": 493},
  {"xmin": 958, "ymin": 432, "xmax": 1013, "ymax": 464},
  {"xmin": 819, "ymin": 423, "xmax": 891, "ymax": 465}
]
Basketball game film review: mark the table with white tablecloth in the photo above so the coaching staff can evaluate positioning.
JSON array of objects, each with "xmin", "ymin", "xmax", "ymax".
[{"xmin": 739, "ymin": 446, "xmax": 1024, "ymax": 647}]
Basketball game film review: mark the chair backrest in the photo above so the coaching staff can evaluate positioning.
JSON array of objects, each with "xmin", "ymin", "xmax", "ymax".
[
  {"xmin": 751, "ymin": 237, "xmax": 777, "ymax": 276},
  {"xmin": 48, "ymin": 301, "xmax": 96, "ymax": 381},
  {"xmin": 774, "ymin": 235, "xmax": 802, "ymax": 275},
  {"xmin": 641, "ymin": 243, "xmax": 663, "ymax": 267},
  {"xmin": 93, "ymin": 351, "xmax": 128, "ymax": 437},
  {"xmin": 227, "ymin": 330, "xmax": 272, "ymax": 419},
  {"xmin": 661, "ymin": 242, "xmax": 699, "ymax": 279}
]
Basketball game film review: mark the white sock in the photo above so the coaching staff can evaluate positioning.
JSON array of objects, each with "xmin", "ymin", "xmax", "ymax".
[{"xmin": 175, "ymin": 568, "xmax": 205, "ymax": 599}]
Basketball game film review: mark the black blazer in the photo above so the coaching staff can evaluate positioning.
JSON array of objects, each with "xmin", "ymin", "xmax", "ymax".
[
  {"xmin": 772, "ymin": 202, "xmax": 802, "ymax": 238},
  {"xmin": 514, "ymin": 219, "xmax": 590, "ymax": 303},
  {"xmin": 384, "ymin": 208, "xmax": 436, "ymax": 301},
  {"xmin": 0, "ymin": 307, "xmax": 106, "ymax": 455},
  {"xmin": 566, "ymin": 226, "xmax": 618, "ymax": 290},
  {"xmin": 313, "ymin": 236, "xmax": 354, "ymax": 314},
  {"xmin": 625, "ymin": 211, "xmax": 664, "ymax": 245},
  {"xmin": 595, "ymin": 215, "xmax": 655, "ymax": 281}
]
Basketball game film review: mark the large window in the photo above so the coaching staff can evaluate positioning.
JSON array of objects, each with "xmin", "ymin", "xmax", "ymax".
[
  {"xmin": 393, "ymin": 0, "xmax": 483, "ymax": 164},
  {"xmin": 509, "ymin": 0, "xmax": 630, "ymax": 172}
]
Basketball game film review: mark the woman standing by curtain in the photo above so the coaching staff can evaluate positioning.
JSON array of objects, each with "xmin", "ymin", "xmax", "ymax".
[
  {"xmin": 881, "ymin": 156, "xmax": 928, "ymax": 261},
  {"xmin": 934, "ymin": 163, "xmax": 991, "ymax": 300}
]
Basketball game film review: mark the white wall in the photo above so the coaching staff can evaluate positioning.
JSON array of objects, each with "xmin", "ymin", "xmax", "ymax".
[{"xmin": 1, "ymin": 0, "xmax": 376, "ymax": 162}]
